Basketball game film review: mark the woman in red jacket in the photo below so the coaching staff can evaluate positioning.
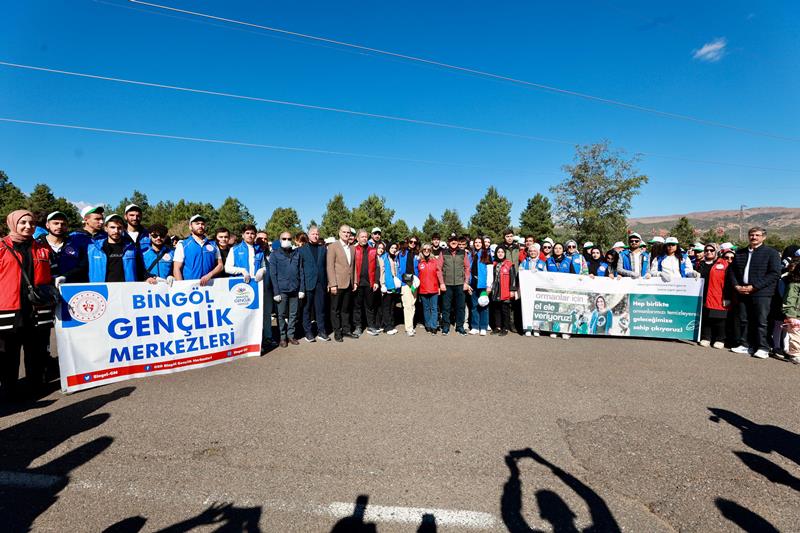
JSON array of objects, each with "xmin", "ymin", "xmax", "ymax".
[
  {"xmin": 700, "ymin": 244, "xmax": 734, "ymax": 348},
  {"xmin": 0, "ymin": 210, "xmax": 54, "ymax": 400},
  {"xmin": 418, "ymin": 244, "xmax": 445, "ymax": 334},
  {"xmin": 491, "ymin": 246, "xmax": 518, "ymax": 336}
]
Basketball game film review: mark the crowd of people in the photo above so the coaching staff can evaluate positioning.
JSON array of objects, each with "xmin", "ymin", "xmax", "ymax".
[{"xmin": 1, "ymin": 203, "xmax": 798, "ymax": 400}]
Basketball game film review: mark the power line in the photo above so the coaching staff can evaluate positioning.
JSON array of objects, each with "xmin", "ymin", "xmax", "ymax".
[
  {"xmin": 0, "ymin": 117, "xmax": 555, "ymax": 175},
  {"xmin": 127, "ymin": 0, "xmax": 798, "ymax": 143},
  {"xmin": 3, "ymin": 60, "xmax": 798, "ymax": 174}
]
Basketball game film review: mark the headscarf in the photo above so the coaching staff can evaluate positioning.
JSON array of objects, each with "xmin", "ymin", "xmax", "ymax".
[{"xmin": 6, "ymin": 209, "xmax": 34, "ymax": 243}]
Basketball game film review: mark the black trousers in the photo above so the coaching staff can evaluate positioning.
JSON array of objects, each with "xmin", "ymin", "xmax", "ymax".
[
  {"xmin": 440, "ymin": 285, "xmax": 465, "ymax": 333},
  {"xmin": 700, "ymin": 308, "xmax": 727, "ymax": 343},
  {"xmin": 330, "ymin": 289, "xmax": 353, "ymax": 336},
  {"xmin": 735, "ymin": 296, "xmax": 771, "ymax": 351},
  {"xmin": 0, "ymin": 325, "xmax": 49, "ymax": 395},
  {"xmin": 380, "ymin": 292, "xmax": 399, "ymax": 330},
  {"xmin": 262, "ymin": 279, "xmax": 274, "ymax": 343},
  {"xmin": 352, "ymin": 285, "xmax": 378, "ymax": 330},
  {"xmin": 492, "ymin": 300, "xmax": 512, "ymax": 332}
]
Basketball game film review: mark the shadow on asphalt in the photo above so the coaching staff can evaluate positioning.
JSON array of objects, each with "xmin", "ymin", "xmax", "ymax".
[
  {"xmin": 328, "ymin": 495, "xmax": 438, "ymax": 532},
  {"xmin": 501, "ymin": 447, "xmax": 621, "ymax": 533},
  {"xmin": 0, "ymin": 386, "xmax": 134, "ymax": 531},
  {"xmin": 103, "ymin": 503, "xmax": 263, "ymax": 532},
  {"xmin": 709, "ymin": 407, "xmax": 799, "ymax": 530}
]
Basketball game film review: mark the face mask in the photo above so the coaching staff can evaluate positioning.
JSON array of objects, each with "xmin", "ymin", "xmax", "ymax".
[{"xmin": 281, "ymin": 240, "xmax": 292, "ymax": 249}]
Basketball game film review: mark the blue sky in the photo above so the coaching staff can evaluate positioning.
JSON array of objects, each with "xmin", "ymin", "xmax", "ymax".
[{"xmin": 2, "ymin": 0, "xmax": 798, "ymax": 228}]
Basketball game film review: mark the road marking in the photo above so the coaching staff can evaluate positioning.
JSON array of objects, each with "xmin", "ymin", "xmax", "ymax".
[
  {"xmin": 324, "ymin": 501, "xmax": 498, "ymax": 529},
  {"xmin": 0, "ymin": 471, "xmax": 63, "ymax": 489}
]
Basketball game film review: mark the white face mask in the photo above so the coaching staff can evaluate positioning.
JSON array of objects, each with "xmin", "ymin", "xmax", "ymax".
[{"xmin": 280, "ymin": 239, "xmax": 292, "ymax": 249}]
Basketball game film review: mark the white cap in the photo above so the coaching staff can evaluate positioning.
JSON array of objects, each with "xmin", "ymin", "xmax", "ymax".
[
  {"xmin": 665, "ymin": 237, "xmax": 679, "ymax": 244},
  {"xmin": 371, "ymin": 227, "xmax": 381, "ymax": 234},
  {"xmin": 189, "ymin": 214, "xmax": 206, "ymax": 223},
  {"xmin": 612, "ymin": 241, "xmax": 626, "ymax": 249},
  {"xmin": 80, "ymin": 205, "xmax": 104, "ymax": 218},
  {"xmin": 629, "ymin": 232, "xmax": 642, "ymax": 240},
  {"xmin": 124, "ymin": 203, "xmax": 142, "ymax": 214},
  {"xmin": 720, "ymin": 242, "xmax": 735, "ymax": 252},
  {"xmin": 543, "ymin": 237, "xmax": 554, "ymax": 245},
  {"xmin": 324, "ymin": 236, "xmax": 336, "ymax": 244},
  {"xmin": 46, "ymin": 211, "xmax": 67, "ymax": 221},
  {"xmin": 693, "ymin": 242, "xmax": 705, "ymax": 251},
  {"xmin": 583, "ymin": 241, "xmax": 594, "ymax": 249},
  {"xmin": 103, "ymin": 213, "xmax": 124, "ymax": 225},
  {"xmin": 650, "ymin": 236, "xmax": 665, "ymax": 244}
]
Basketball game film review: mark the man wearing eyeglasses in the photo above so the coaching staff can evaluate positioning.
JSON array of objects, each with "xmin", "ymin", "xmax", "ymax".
[
  {"xmin": 618, "ymin": 233, "xmax": 650, "ymax": 278},
  {"xmin": 327, "ymin": 224, "xmax": 356, "ymax": 342},
  {"xmin": 270, "ymin": 231, "xmax": 305, "ymax": 347},
  {"xmin": 728, "ymin": 227, "xmax": 781, "ymax": 359},
  {"xmin": 142, "ymin": 223, "xmax": 174, "ymax": 281}
]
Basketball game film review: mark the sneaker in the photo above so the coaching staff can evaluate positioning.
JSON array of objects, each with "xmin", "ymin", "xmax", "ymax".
[
  {"xmin": 431, "ymin": 330, "xmax": 437, "ymax": 335},
  {"xmin": 525, "ymin": 331, "xmax": 532, "ymax": 337},
  {"xmin": 789, "ymin": 356, "xmax": 800, "ymax": 365},
  {"xmin": 334, "ymin": 333, "xmax": 343, "ymax": 343},
  {"xmin": 441, "ymin": 329, "xmax": 449, "ymax": 336},
  {"xmin": 456, "ymin": 329, "xmax": 467, "ymax": 336},
  {"xmin": 712, "ymin": 341, "xmax": 725, "ymax": 349},
  {"xmin": 317, "ymin": 334, "xmax": 331, "ymax": 342},
  {"xmin": 305, "ymin": 335, "xmax": 316, "ymax": 343},
  {"xmin": 480, "ymin": 330, "xmax": 487, "ymax": 336},
  {"xmin": 752, "ymin": 349, "xmax": 769, "ymax": 359},
  {"xmin": 353, "ymin": 328, "xmax": 363, "ymax": 337},
  {"xmin": 279, "ymin": 340, "xmax": 288, "ymax": 348},
  {"xmin": 533, "ymin": 331, "xmax": 540, "ymax": 337},
  {"xmin": 730, "ymin": 345, "xmax": 750, "ymax": 354},
  {"xmin": 469, "ymin": 328, "xmax": 479, "ymax": 335},
  {"xmin": 699, "ymin": 340, "xmax": 711, "ymax": 347},
  {"xmin": 498, "ymin": 330, "xmax": 508, "ymax": 337},
  {"xmin": 562, "ymin": 334, "xmax": 570, "ymax": 339},
  {"xmin": 550, "ymin": 333, "xmax": 557, "ymax": 338},
  {"xmin": 385, "ymin": 328, "xmax": 398, "ymax": 335},
  {"xmin": 367, "ymin": 328, "xmax": 380, "ymax": 336},
  {"xmin": 289, "ymin": 338, "xmax": 299, "ymax": 345},
  {"xmin": 407, "ymin": 330, "xmax": 416, "ymax": 337}
]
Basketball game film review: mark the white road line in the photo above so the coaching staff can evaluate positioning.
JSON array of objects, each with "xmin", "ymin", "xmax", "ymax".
[
  {"xmin": 0, "ymin": 471, "xmax": 63, "ymax": 489},
  {"xmin": 323, "ymin": 501, "xmax": 498, "ymax": 529}
]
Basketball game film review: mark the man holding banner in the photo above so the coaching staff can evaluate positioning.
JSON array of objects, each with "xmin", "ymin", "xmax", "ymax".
[{"xmin": 172, "ymin": 214, "xmax": 223, "ymax": 285}]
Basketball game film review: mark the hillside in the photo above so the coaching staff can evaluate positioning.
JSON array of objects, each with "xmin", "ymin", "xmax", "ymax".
[{"xmin": 628, "ymin": 207, "xmax": 800, "ymax": 239}]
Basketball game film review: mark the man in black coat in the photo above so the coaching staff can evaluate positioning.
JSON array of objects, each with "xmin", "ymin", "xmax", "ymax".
[
  {"xmin": 727, "ymin": 227, "xmax": 781, "ymax": 358},
  {"xmin": 298, "ymin": 226, "xmax": 330, "ymax": 342}
]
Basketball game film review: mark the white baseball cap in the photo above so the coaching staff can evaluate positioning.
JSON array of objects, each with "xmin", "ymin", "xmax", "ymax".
[
  {"xmin": 189, "ymin": 214, "xmax": 206, "ymax": 223},
  {"xmin": 80, "ymin": 205, "xmax": 104, "ymax": 218},
  {"xmin": 665, "ymin": 237, "xmax": 679, "ymax": 245},
  {"xmin": 612, "ymin": 241, "xmax": 626, "ymax": 249},
  {"xmin": 583, "ymin": 241, "xmax": 594, "ymax": 249},
  {"xmin": 371, "ymin": 227, "xmax": 382, "ymax": 234},
  {"xmin": 124, "ymin": 203, "xmax": 142, "ymax": 214},
  {"xmin": 104, "ymin": 213, "xmax": 124, "ymax": 225},
  {"xmin": 46, "ymin": 211, "xmax": 67, "ymax": 222}
]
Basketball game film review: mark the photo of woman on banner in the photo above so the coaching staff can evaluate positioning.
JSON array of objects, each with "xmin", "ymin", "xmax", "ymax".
[
  {"xmin": 590, "ymin": 295, "xmax": 613, "ymax": 334},
  {"xmin": 586, "ymin": 293, "xmax": 630, "ymax": 336}
]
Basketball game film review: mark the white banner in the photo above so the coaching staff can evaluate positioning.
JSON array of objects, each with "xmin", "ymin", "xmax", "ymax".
[
  {"xmin": 56, "ymin": 278, "xmax": 263, "ymax": 393},
  {"xmin": 519, "ymin": 271, "xmax": 704, "ymax": 340}
]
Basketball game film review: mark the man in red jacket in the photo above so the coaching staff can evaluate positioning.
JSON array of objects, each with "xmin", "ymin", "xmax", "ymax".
[{"xmin": 352, "ymin": 229, "xmax": 380, "ymax": 336}]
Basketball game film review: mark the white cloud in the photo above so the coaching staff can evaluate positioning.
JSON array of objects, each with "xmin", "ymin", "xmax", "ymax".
[{"xmin": 692, "ymin": 37, "xmax": 727, "ymax": 62}]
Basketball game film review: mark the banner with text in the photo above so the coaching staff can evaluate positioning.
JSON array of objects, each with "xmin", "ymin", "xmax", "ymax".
[
  {"xmin": 519, "ymin": 271, "xmax": 703, "ymax": 341},
  {"xmin": 56, "ymin": 278, "xmax": 263, "ymax": 393}
]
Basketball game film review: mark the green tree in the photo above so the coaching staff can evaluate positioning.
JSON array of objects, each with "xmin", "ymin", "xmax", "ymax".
[
  {"xmin": 439, "ymin": 209, "xmax": 465, "ymax": 237},
  {"xmin": 468, "ymin": 186, "xmax": 512, "ymax": 241},
  {"xmin": 265, "ymin": 207, "xmax": 302, "ymax": 238},
  {"xmin": 114, "ymin": 190, "xmax": 150, "ymax": 220},
  {"xmin": 550, "ymin": 141, "xmax": 648, "ymax": 248},
  {"xmin": 307, "ymin": 219, "xmax": 318, "ymax": 230},
  {"xmin": 422, "ymin": 213, "xmax": 441, "ymax": 239},
  {"xmin": 386, "ymin": 219, "xmax": 409, "ymax": 243},
  {"xmin": 26, "ymin": 183, "xmax": 81, "ymax": 229},
  {"xmin": 167, "ymin": 200, "xmax": 217, "ymax": 237},
  {"xmin": 350, "ymin": 195, "xmax": 395, "ymax": 234},
  {"xmin": 149, "ymin": 200, "xmax": 175, "ymax": 227},
  {"xmin": 0, "ymin": 170, "xmax": 28, "ymax": 234},
  {"xmin": 519, "ymin": 193, "xmax": 554, "ymax": 239},
  {"xmin": 215, "ymin": 196, "xmax": 255, "ymax": 235},
  {"xmin": 670, "ymin": 217, "xmax": 697, "ymax": 247},
  {"xmin": 699, "ymin": 227, "xmax": 732, "ymax": 245},
  {"xmin": 319, "ymin": 193, "xmax": 351, "ymax": 238}
]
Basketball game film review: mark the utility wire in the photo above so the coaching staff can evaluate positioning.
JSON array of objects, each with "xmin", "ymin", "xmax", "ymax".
[
  {"xmin": 3, "ymin": 60, "xmax": 797, "ymax": 174},
  {"xmin": 127, "ymin": 0, "xmax": 798, "ymax": 142},
  {"xmin": 0, "ymin": 117, "xmax": 555, "ymax": 175}
]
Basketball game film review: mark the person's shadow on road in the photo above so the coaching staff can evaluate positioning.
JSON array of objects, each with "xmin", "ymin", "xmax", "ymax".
[{"xmin": 501, "ymin": 448, "xmax": 620, "ymax": 533}]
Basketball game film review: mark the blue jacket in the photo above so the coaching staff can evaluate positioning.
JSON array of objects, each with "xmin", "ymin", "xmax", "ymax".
[
  {"xmin": 620, "ymin": 249, "xmax": 650, "ymax": 277},
  {"xmin": 467, "ymin": 250, "xmax": 491, "ymax": 288},
  {"xmin": 569, "ymin": 252, "xmax": 585, "ymax": 274},
  {"xmin": 230, "ymin": 241, "xmax": 265, "ymax": 275},
  {"xmin": 87, "ymin": 238, "xmax": 139, "ymax": 282},
  {"xmin": 397, "ymin": 250, "xmax": 419, "ymax": 286},
  {"xmin": 142, "ymin": 246, "xmax": 174, "ymax": 279},
  {"xmin": 520, "ymin": 256, "xmax": 544, "ymax": 271},
  {"xmin": 38, "ymin": 234, "xmax": 83, "ymax": 279},
  {"xmin": 297, "ymin": 242, "xmax": 327, "ymax": 288},
  {"xmin": 127, "ymin": 228, "xmax": 150, "ymax": 253},
  {"xmin": 546, "ymin": 255, "xmax": 574, "ymax": 274},
  {"xmin": 69, "ymin": 229, "xmax": 107, "ymax": 256},
  {"xmin": 655, "ymin": 254, "xmax": 692, "ymax": 278},
  {"xmin": 179, "ymin": 236, "xmax": 219, "ymax": 280},
  {"xmin": 269, "ymin": 247, "xmax": 305, "ymax": 294},
  {"xmin": 381, "ymin": 253, "xmax": 402, "ymax": 291}
]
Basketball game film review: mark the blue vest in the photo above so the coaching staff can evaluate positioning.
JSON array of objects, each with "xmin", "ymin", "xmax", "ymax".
[
  {"xmin": 570, "ymin": 252, "xmax": 584, "ymax": 274},
  {"xmin": 468, "ymin": 250, "xmax": 490, "ymax": 288},
  {"xmin": 127, "ymin": 229, "xmax": 150, "ymax": 253},
  {"xmin": 595, "ymin": 262, "xmax": 610, "ymax": 277},
  {"xmin": 180, "ymin": 236, "xmax": 219, "ymax": 280},
  {"xmin": 520, "ymin": 257, "xmax": 541, "ymax": 271},
  {"xmin": 381, "ymin": 253, "xmax": 401, "ymax": 291},
  {"xmin": 142, "ymin": 246, "xmax": 174, "ymax": 279},
  {"xmin": 87, "ymin": 238, "xmax": 138, "ymax": 282},
  {"xmin": 231, "ymin": 241, "xmax": 265, "ymax": 275},
  {"xmin": 621, "ymin": 249, "xmax": 650, "ymax": 276},
  {"xmin": 397, "ymin": 251, "xmax": 419, "ymax": 286},
  {"xmin": 69, "ymin": 230, "xmax": 107, "ymax": 256},
  {"xmin": 546, "ymin": 255, "xmax": 573, "ymax": 274},
  {"xmin": 656, "ymin": 254, "xmax": 690, "ymax": 278}
]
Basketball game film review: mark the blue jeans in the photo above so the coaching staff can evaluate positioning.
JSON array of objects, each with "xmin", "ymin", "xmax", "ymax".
[
  {"xmin": 470, "ymin": 290, "xmax": 489, "ymax": 330},
  {"xmin": 440, "ymin": 285, "xmax": 465, "ymax": 333},
  {"xmin": 421, "ymin": 294, "xmax": 439, "ymax": 330}
]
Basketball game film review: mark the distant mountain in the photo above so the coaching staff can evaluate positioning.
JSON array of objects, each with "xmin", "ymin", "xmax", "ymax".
[{"xmin": 628, "ymin": 207, "xmax": 800, "ymax": 239}]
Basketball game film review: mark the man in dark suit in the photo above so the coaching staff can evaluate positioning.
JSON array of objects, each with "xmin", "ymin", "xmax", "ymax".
[
  {"xmin": 298, "ymin": 225, "xmax": 329, "ymax": 342},
  {"xmin": 727, "ymin": 226, "xmax": 781, "ymax": 359},
  {"xmin": 327, "ymin": 224, "xmax": 357, "ymax": 342}
]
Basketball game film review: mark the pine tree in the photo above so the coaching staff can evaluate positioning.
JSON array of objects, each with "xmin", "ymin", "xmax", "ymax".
[
  {"xmin": 700, "ymin": 227, "xmax": 732, "ymax": 245},
  {"xmin": 265, "ymin": 207, "xmax": 302, "ymax": 238},
  {"xmin": 319, "ymin": 193, "xmax": 351, "ymax": 239},
  {"xmin": 114, "ymin": 190, "xmax": 150, "ymax": 220},
  {"xmin": 26, "ymin": 183, "xmax": 81, "ymax": 229},
  {"xmin": 386, "ymin": 219, "xmax": 409, "ymax": 243},
  {"xmin": 215, "ymin": 197, "xmax": 255, "ymax": 235},
  {"xmin": 468, "ymin": 186, "xmax": 512, "ymax": 241},
  {"xmin": 422, "ymin": 213, "xmax": 441, "ymax": 239},
  {"xmin": 439, "ymin": 209, "xmax": 465, "ymax": 238},
  {"xmin": 350, "ymin": 195, "xmax": 395, "ymax": 234},
  {"xmin": 0, "ymin": 170, "xmax": 28, "ymax": 234},
  {"xmin": 550, "ymin": 141, "xmax": 647, "ymax": 248},
  {"xmin": 519, "ymin": 193, "xmax": 554, "ymax": 239},
  {"xmin": 670, "ymin": 217, "xmax": 697, "ymax": 247}
]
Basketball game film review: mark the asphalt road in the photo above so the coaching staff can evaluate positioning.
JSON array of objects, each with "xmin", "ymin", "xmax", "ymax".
[{"xmin": 1, "ymin": 330, "xmax": 799, "ymax": 532}]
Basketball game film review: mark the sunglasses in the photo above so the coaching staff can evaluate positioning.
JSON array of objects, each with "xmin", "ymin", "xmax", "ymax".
[
  {"xmin": 151, "ymin": 234, "xmax": 164, "ymax": 239},
  {"xmin": 629, "ymin": 239, "xmax": 640, "ymax": 243},
  {"xmin": 409, "ymin": 240, "xmax": 418, "ymax": 244},
  {"xmin": 705, "ymin": 248, "xmax": 716, "ymax": 253},
  {"xmin": 281, "ymin": 238, "xmax": 292, "ymax": 241},
  {"xmin": 567, "ymin": 244, "xmax": 577, "ymax": 248}
]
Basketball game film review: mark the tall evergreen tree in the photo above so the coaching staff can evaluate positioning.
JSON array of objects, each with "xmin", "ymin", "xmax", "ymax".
[
  {"xmin": 215, "ymin": 197, "xmax": 255, "ymax": 235},
  {"xmin": 550, "ymin": 141, "xmax": 648, "ymax": 248},
  {"xmin": 319, "ymin": 193, "xmax": 351, "ymax": 238},
  {"xmin": 519, "ymin": 193, "xmax": 554, "ymax": 239},
  {"xmin": 468, "ymin": 186, "xmax": 512, "ymax": 241},
  {"xmin": 0, "ymin": 170, "xmax": 28, "ymax": 234},
  {"xmin": 670, "ymin": 217, "xmax": 697, "ymax": 247},
  {"xmin": 422, "ymin": 213, "xmax": 441, "ymax": 239},
  {"xmin": 350, "ymin": 195, "xmax": 395, "ymax": 234},
  {"xmin": 114, "ymin": 190, "xmax": 150, "ymax": 220},
  {"xmin": 26, "ymin": 183, "xmax": 81, "ymax": 229},
  {"xmin": 386, "ymin": 219, "xmax": 410, "ymax": 243},
  {"xmin": 265, "ymin": 207, "xmax": 302, "ymax": 238},
  {"xmin": 439, "ymin": 209, "xmax": 466, "ymax": 238}
]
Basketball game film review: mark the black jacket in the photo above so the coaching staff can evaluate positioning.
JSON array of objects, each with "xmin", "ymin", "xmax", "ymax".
[{"xmin": 726, "ymin": 245, "xmax": 781, "ymax": 298}]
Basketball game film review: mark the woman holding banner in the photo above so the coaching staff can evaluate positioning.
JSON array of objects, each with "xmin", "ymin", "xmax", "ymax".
[{"xmin": 0, "ymin": 210, "xmax": 55, "ymax": 400}]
